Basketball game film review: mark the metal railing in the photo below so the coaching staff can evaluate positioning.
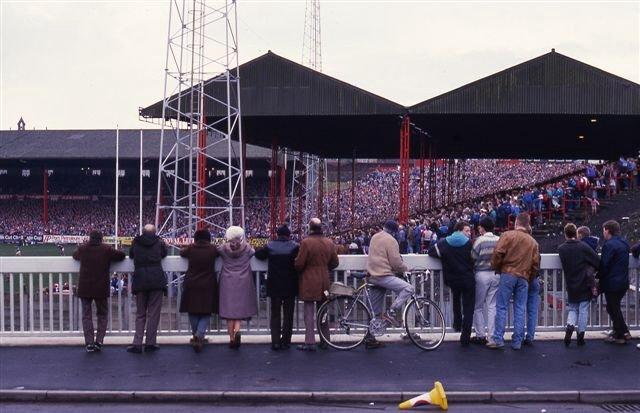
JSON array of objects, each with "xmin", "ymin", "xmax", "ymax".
[{"xmin": 1, "ymin": 255, "xmax": 638, "ymax": 337}]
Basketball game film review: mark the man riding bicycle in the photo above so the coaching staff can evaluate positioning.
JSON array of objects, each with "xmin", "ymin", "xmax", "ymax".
[{"xmin": 365, "ymin": 219, "xmax": 415, "ymax": 349}]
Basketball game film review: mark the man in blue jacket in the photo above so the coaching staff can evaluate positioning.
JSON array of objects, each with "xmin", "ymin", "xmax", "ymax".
[{"xmin": 598, "ymin": 220, "xmax": 630, "ymax": 344}]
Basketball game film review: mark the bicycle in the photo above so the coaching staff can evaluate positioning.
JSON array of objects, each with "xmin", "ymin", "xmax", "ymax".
[{"xmin": 316, "ymin": 269, "xmax": 446, "ymax": 351}]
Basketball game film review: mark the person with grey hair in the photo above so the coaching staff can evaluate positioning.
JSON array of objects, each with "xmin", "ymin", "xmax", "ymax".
[
  {"xmin": 217, "ymin": 225, "xmax": 257, "ymax": 349},
  {"xmin": 127, "ymin": 224, "xmax": 168, "ymax": 354},
  {"xmin": 294, "ymin": 218, "xmax": 339, "ymax": 351}
]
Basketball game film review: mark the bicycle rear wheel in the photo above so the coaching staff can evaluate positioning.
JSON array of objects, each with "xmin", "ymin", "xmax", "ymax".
[
  {"xmin": 403, "ymin": 297, "xmax": 446, "ymax": 351},
  {"xmin": 317, "ymin": 296, "xmax": 371, "ymax": 350}
]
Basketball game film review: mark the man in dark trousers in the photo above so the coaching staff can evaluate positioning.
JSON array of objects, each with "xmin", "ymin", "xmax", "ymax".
[
  {"xmin": 255, "ymin": 225, "xmax": 299, "ymax": 351},
  {"xmin": 294, "ymin": 218, "xmax": 339, "ymax": 351},
  {"xmin": 72, "ymin": 230, "xmax": 125, "ymax": 352},
  {"xmin": 428, "ymin": 221, "xmax": 476, "ymax": 346},
  {"xmin": 598, "ymin": 220, "xmax": 631, "ymax": 344},
  {"xmin": 128, "ymin": 224, "xmax": 168, "ymax": 353},
  {"xmin": 558, "ymin": 223, "xmax": 600, "ymax": 346}
]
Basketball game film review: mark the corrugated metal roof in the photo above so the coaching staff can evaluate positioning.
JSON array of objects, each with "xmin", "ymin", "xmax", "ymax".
[
  {"xmin": 409, "ymin": 50, "xmax": 640, "ymax": 115},
  {"xmin": 0, "ymin": 130, "xmax": 271, "ymax": 160},
  {"xmin": 140, "ymin": 51, "xmax": 405, "ymax": 118}
]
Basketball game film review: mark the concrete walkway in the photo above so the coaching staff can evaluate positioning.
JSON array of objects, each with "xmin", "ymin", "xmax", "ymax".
[{"xmin": 1, "ymin": 340, "xmax": 638, "ymax": 396}]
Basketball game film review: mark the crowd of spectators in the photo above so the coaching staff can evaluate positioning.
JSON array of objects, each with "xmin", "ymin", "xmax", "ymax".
[
  {"xmin": 331, "ymin": 158, "xmax": 638, "ymax": 253},
  {"xmin": 323, "ymin": 160, "xmax": 585, "ymax": 234},
  {"xmin": 1, "ymin": 158, "xmax": 637, "ymax": 242}
]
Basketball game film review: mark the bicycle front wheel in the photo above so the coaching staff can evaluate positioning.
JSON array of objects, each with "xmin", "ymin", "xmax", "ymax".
[
  {"xmin": 317, "ymin": 296, "xmax": 372, "ymax": 350},
  {"xmin": 403, "ymin": 297, "xmax": 446, "ymax": 351}
]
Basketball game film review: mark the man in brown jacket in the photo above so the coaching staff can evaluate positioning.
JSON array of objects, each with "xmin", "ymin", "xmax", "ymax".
[
  {"xmin": 294, "ymin": 218, "xmax": 339, "ymax": 351},
  {"xmin": 72, "ymin": 230, "xmax": 126, "ymax": 352},
  {"xmin": 488, "ymin": 213, "xmax": 540, "ymax": 350}
]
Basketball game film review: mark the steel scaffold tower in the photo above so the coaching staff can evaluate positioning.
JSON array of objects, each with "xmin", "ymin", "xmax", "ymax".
[
  {"xmin": 155, "ymin": 0, "xmax": 244, "ymax": 239},
  {"xmin": 286, "ymin": 0, "xmax": 325, "ymax": 235}
]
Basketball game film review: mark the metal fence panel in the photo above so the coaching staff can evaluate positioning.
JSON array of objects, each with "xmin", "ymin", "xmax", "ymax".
[{"xmin": 0, "ymin": 255, "xmax": 638, "ymax": 336}]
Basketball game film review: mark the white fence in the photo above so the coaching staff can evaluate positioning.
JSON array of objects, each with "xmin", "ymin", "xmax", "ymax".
[{"xmin": 1, "ymin": 255, "xmax": 638, "ymax": 336}]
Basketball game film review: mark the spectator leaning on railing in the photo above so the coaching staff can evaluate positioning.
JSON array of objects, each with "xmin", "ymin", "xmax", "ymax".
[
  {"xmin": 217, "ymin": 226, "xmax": 257, "ymax": 350},
  {"xmin": 488, "ymin": 212, "xmax": 540, "ymax": 350},
  {"xmin": 178, "ymin": 229, "xmax": 219, "ymax": 353},
  {"xmin": 470, "ymin": 217, "xmax": 500, "ymax": 345},
  {"xmin": 127, "ymin": 224, "xmax": 168, "ymax": 354},
  {"xmin": 72, "ymin": 230, "xmax": 125, "ymax": 353},
  {"xmin": 255, "ymin": 224, "xmax": 299, "ymax": 351},
  {"xmin": 294, "ymin": 218, "xmax": 339, "ymax": 352},
  {"xmin": 558, "ymin": 223, "xmax": 600, "ymax": 347},
  {"xmin": 428, "ymin": 221, "xmax": 476, "ymax": 347},
  {"xmin": 598, "ymin": 220, "xmax": 631, "ymax": 345}
]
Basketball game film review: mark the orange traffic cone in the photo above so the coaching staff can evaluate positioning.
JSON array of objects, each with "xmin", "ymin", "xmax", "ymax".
[{"xmin": 398, "ymin": 381, "xmax": 447, "ymax": 410}]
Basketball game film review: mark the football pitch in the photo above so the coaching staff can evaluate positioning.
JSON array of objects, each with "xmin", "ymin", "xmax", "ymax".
[{"xmin": 0, "ymin": 244, "xmax": 131, "ymax": 257}]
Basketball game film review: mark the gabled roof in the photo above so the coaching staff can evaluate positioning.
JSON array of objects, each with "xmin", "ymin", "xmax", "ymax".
[
  {"xmin": 0, "ymin": 130, "xmax": 271, "ymax": 160},
  {"xmin": 409, "ymin": 50, "xmax": 640, "ymax": 115},
  {"xmin": 140, "ymin": 51, "xmax": 405, "ymax": 119}
]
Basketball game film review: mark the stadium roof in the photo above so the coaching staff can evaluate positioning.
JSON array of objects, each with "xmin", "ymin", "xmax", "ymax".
[
  {"xmin": 407, "ymin": 50, "xmax": 640, "ymax": 159},
  {"xmin": 139, "ymin": 50, "xmax": 405, "ymax": 158},
  {"xmin": 0, "ymin": 129, "xmax": 271, "ymax": 160},
  {"xmin": 409, "ymin": 49, "xmax": 639, "ymax": 115},
  {"xmin": 138, "ymin": 49, "xmax": 639, "ymax": 160},
  {"xmin": 140, "ymin": 51, "xmax": 404, "ymax": 118},
  {"xmin": 3, "ymin": 51, "xmax": 637, "ymax": 161}
]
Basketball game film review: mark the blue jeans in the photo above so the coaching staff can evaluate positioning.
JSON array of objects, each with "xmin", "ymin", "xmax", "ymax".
[
  {"xmin": 188, "ymin": 314, "xmax": 210, "ymax": 338},
  {"xmin": 492, "ymin": 274, "xmax": 528, "ymax": 347},
  {"xmin": 567, "ymin": 300, "xmax": 590, "ymax": 333},
  {"xmin": 526, "ymin": 277, "xmax": 540, "ymax": 342}
]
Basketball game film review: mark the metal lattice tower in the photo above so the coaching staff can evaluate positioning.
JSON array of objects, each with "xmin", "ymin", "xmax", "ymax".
[
  {"xmin": 155, "ymin": 0, "xmax": 244, "ymax": 239},
  {"xmin": 286, "ymin": 0, "xmax": 324, "ymax": 234},
  {"xmin": 302, "ymin": 0, "xmax": 322, "ymax": 71}
]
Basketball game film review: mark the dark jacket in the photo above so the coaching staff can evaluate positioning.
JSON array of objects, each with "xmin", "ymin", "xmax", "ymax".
[
  {"xmin": 178, "ymin": 241, "xmax": 218, "ymax": 314},
  {"xmin": 129, "ymin": 233, "xmax": 168, "ymax": 293},
  {"xmin": 582, "ymin": 236, "xmax": 599, "ymax": 252},
  {"xmin": 427, "ymin": 232, "xmax": 475, "ymax": 288},
  {"xmin": 255, "ymin": 237, "xmax": 299, "ymax": 298},
  {"xmin": 294, "ymin": 230, "xmax": 339, "ymax": 301},
  {"xmin": 631, "ymin": 242, "xmax": 640, "ymax": 259},
  {"xmin": 598, "ymin": 236, "xmax": 630, "ymax": 293},
  {"xmin": 73, "ymin": 241, "xmax": 125, "ymax": 299},
  {"xmin": 558, "ymin": 239, "xmax": 600, "ymax": 302}
]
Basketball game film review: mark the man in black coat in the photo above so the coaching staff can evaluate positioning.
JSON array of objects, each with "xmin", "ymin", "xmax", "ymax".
[
  {"xmin": 558, "ymin": 223, "xmax": 600, "ymax": 346},
  {"xmin": 127, "ymin": 224, "xmax": 168, "ymax": 353},
  {"xmin": 598, "ymin": 220, "xmax": 631, "ymax": 344},
  {"xmin": 255, "ymin": 225, "xmax": 299, "ymax": 350},
  {"xmin": 72, "ymin": 230, "xmax": 125, "ymax": 352},
  {"xmin": 428, "ymin": 221, "xmax": 476, "ymax": 346}
]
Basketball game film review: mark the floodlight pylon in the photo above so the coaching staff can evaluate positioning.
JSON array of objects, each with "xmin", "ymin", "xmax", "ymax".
[{"xmin": 155, "ymin": 0, "xmax": 244, "ymax": 240}]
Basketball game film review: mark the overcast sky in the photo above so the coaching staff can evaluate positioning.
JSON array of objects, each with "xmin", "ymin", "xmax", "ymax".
[{"xmin": 1, "ymin": 0, "xmax": 638, "ymax": 130}]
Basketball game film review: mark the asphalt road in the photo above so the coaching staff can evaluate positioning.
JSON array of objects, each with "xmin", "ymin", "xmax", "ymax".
[
  {"xmin": 0, "ymin": 402, "xmax": 621, "ymax": 413},
  {"xmin": 1, "ymin": 341, "xmax": 638, "ymax": 392}
]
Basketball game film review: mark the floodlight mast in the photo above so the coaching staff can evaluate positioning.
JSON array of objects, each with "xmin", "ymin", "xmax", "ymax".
[
  {"xmin": 287, "ymin": 0, "xmax": 325, "ymax": 237},
  {"xmin": 155, "ymin": 0, "xmax": 244, "ymax": 241}
]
